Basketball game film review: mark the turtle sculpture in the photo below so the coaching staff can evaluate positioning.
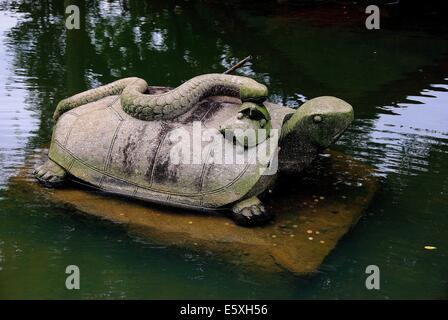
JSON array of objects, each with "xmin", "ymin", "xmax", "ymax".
[{"xmin": 34, "ymin": 74, "xmax": 354, "ymax": 226}]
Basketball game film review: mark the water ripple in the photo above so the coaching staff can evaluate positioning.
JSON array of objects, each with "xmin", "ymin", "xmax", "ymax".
[
  {"xmin": 0, "ymin": 12, "xmax": 39, "ymax": 189},
  {"xmin": 340, "ymin": 83, "xmax": 448, "ymax": 178}
]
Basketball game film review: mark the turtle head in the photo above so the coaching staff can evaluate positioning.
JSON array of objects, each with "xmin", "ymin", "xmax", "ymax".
[
  {"xmin": 281, "ymin": 96, "xmax": 353, "ymax": 147},
  {"xmin": 279, "ymin": 96, "xmax": 353, "ymax": 172}
]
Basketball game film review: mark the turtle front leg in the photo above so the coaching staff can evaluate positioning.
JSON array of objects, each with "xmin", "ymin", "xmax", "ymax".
[
  {"xmin": 33, "ymin": 159, "xmax": 66, "ymax": 188},
  {"xmin": 231, "ymin": 196, "xmax": 272, "ymax": 226}
]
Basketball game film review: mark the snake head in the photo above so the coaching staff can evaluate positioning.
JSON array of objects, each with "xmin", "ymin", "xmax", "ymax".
[{"xmin": 239, "ymin": 80, "xmax": 268, "ymax": 103}]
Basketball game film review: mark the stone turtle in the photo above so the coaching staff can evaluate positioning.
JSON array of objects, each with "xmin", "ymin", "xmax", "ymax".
[{"xmin": 34, "ymin": 74, "xmax": 353, "ymax": 226}]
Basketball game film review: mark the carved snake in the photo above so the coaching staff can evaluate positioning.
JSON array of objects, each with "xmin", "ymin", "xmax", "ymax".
[{"xmin": 53, "ymin": 74, "xmax": 268, "ymax": 121}]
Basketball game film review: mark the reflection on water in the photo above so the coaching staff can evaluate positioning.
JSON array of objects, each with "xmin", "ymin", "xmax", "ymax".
[
  {"xmin": 0, "ymin": 12, "xmax": 39, "ymax": 188},
  {"xmin": 0, "ymin": 0, "xmax": 447, "ymax": 299},
  {"xmin": 344, "ymin": 83, "xmax": 448, "ymax": 177}
]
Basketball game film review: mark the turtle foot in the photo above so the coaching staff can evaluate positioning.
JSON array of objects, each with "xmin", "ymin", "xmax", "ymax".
[
  {"xmin": 33, "ymin": 159, "xmax": 66, "ymax": 188},
  {"xmin": 231, "ymin": 197, "xmax": 273, "ymax": 227}
]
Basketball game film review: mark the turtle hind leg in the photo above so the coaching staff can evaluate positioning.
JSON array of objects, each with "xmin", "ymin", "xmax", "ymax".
[
  {"xmin": 231, "ymin": 196, "xmax": 273, "ymax": 227},
  {"xmin": 33, "ymin": 159, "xmax": 66, "ymax": 188}
]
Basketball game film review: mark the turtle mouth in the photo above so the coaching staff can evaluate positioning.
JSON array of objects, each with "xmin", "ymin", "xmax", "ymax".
[{"xmin": 331, "ymin": 123, "xmax": 351, "ymax": 143}]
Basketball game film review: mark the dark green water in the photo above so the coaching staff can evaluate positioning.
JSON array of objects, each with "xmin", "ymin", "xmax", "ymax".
[{"xmin": 0, "ymin": 0, "xmax": 447, "ymax": 299}]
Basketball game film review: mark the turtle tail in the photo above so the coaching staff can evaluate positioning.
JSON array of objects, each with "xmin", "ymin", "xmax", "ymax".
[{"xmin": 53, "ymin": 77, "xmax": 140, "ymax": 120}]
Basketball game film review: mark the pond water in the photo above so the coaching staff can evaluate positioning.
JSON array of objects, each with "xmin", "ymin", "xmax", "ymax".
[{"xmin": 0, "ymin": 0, "xmax": 447, "ymax": 299}]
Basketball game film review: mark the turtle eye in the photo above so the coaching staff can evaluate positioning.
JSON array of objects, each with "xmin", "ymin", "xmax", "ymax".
[{"xmin": 313, "ymin": 115, "xmax": 322, "ymax": 123}]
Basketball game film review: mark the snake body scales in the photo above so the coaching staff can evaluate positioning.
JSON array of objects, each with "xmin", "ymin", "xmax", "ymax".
[{"xmin": 53, "ymin": 74, "xmax": 268, "ymax": 121}]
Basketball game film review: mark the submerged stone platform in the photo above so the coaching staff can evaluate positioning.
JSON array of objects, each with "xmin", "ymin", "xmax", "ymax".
[{"xmin": 13, "ymin": 149, "xmax": 378, "ymax": 275}]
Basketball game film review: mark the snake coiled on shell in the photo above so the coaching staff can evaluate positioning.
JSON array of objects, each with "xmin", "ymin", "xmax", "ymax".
[{"xmin": 53, "ymin": 74, "xmax": 268, "ymax": 121}]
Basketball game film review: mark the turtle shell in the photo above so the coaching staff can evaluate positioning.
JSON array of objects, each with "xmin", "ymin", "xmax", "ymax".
[{"xmin": 48, "ymin": 90, "xmax": 293, "ymax": 210}]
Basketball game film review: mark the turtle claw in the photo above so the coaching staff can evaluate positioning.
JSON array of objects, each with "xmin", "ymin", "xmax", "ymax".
[
  {"xmin": 231, "ymin": 197, "xmax": 272, "ymax": 227},
  {"xmin": 33, "ymin": 160, "xmax": 66, "ymax": 188}
]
